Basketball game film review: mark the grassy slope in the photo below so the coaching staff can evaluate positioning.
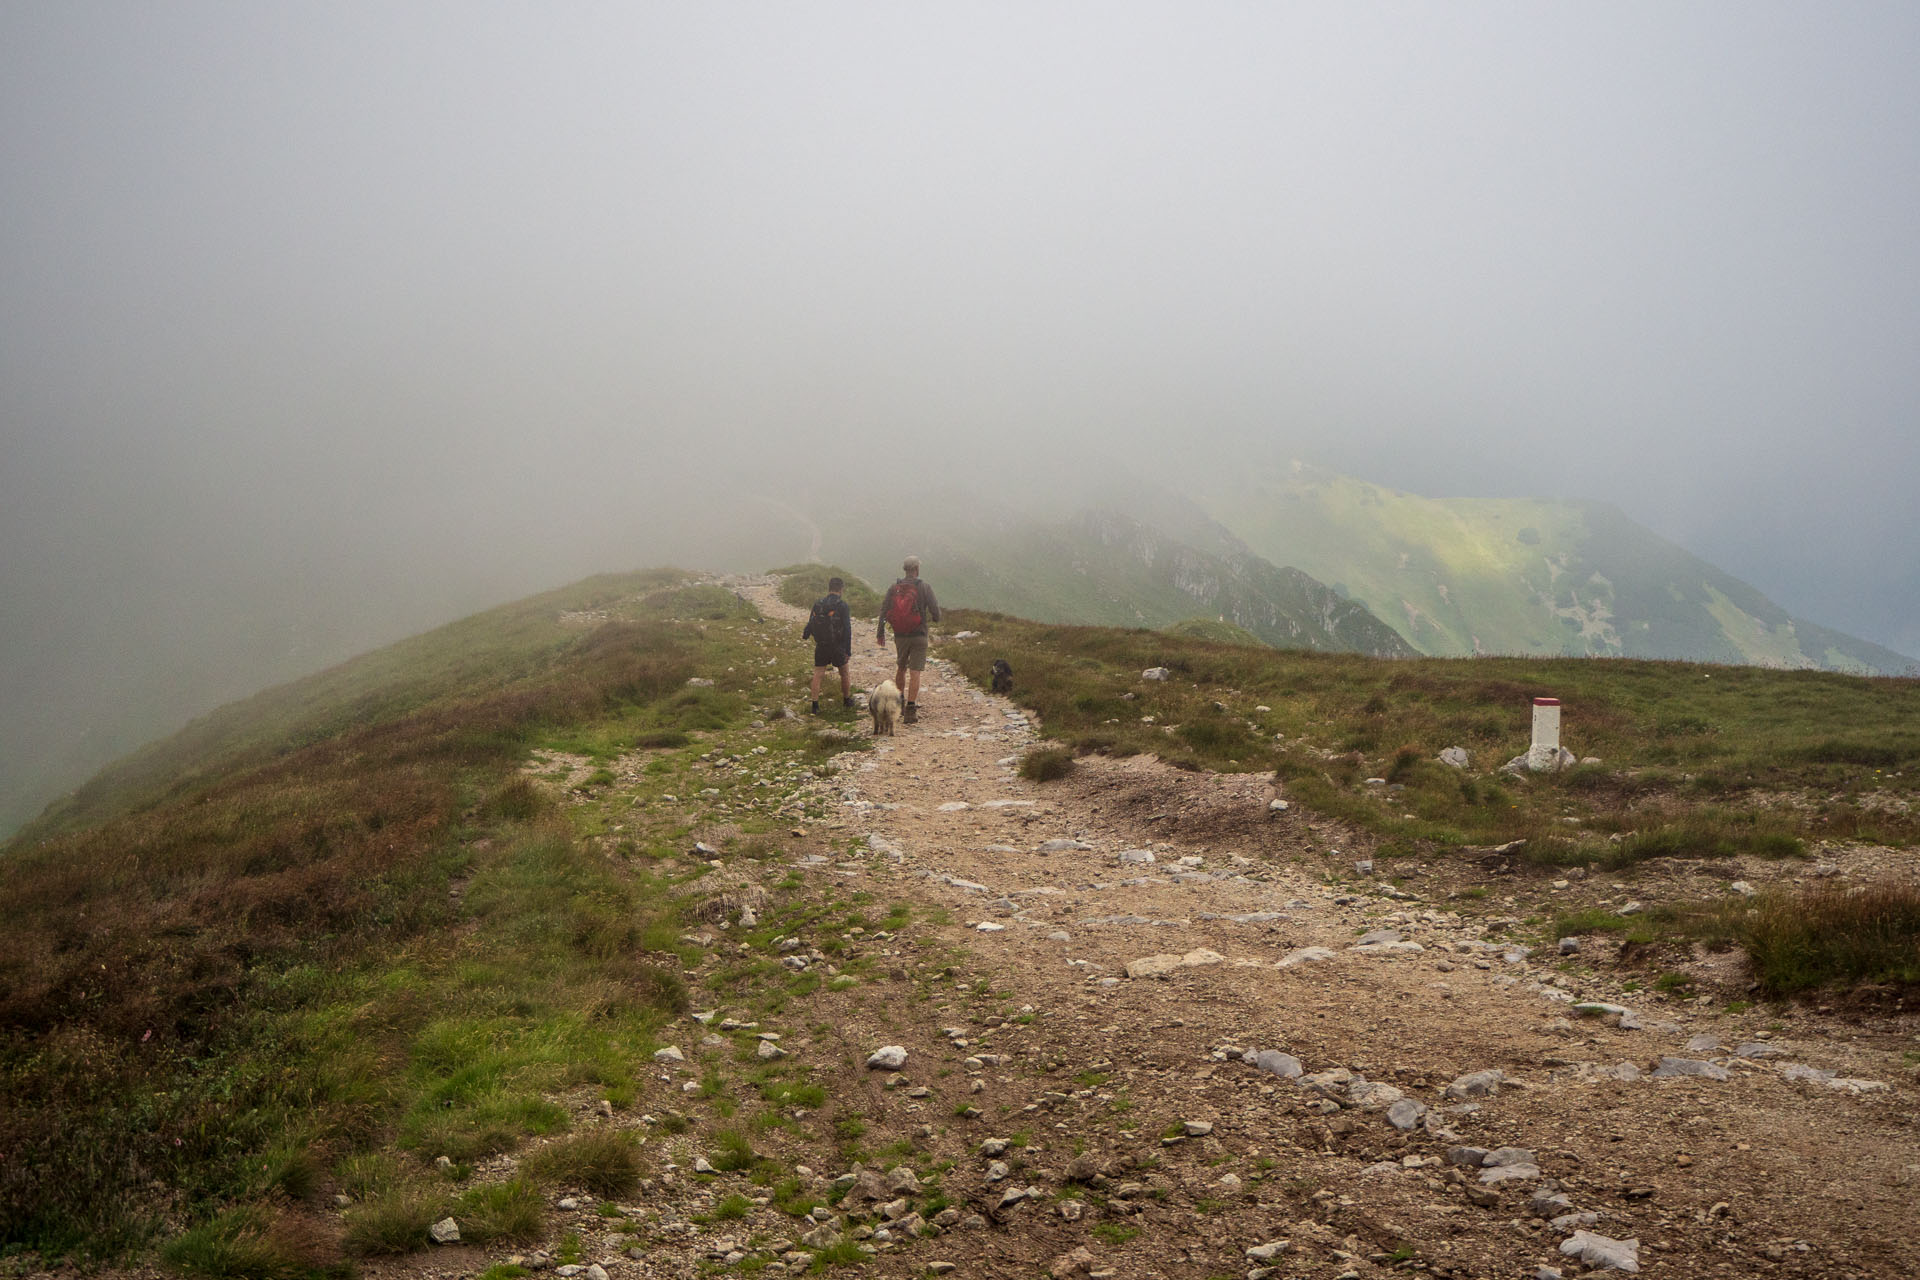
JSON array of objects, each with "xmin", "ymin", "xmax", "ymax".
[
  {"xmin": 943, "ymin": 607, "xmax": 1920, "ymax": 864},
  {"xmin": 1200, "ymin": 463, "xmax": 1915, "ymax": 673},
  {"xmin": 0, "ymin": 572, "xmax": 798, "ymax": 1259}
]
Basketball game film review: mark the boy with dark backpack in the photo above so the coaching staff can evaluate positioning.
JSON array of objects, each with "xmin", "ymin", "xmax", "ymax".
[
  {"xmin": 802, "ymin": 577, "xmax": 854, "ymax": 714},
  {"xmin": 876, "ymin": 556, "xmax": 941, "ymax": 724}
]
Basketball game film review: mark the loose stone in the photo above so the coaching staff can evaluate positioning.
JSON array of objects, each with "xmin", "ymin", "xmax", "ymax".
[
  {"xmin": 1649, "ymin": 1057, "xmax": 1730, "ymax": 1081},
  {"xmin": 1559, "ymin": 1230, "xmax": 1640, "ymax": 1273},
  {"xmin": 1444, "ymin": 1069, "xmax": 1504, "ymax": 1100},
  {"xmin": 1386, "ymin": 1097, "xmax": 1428, "ymax": 1130}
]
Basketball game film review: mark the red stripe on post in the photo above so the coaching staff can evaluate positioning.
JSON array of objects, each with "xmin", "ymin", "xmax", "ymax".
[{"xmin": 1533, "ymin": 697, "xmax": 1560, "ymax": 706}]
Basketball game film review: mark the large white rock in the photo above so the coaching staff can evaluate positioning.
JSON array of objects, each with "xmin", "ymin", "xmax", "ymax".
[
  {"xmin": 1560, "ymin": 1230, "xmax": 1639, "ymax": 1273},
  {"xmin": 867, "ymin": 1045, "xmax": 909, "ymax": 1070}
]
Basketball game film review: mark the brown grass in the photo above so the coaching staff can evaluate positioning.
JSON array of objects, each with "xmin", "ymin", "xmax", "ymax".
[{"xmin": 0, "ymin": 612, "xmax": 699, "ymax": 1255}]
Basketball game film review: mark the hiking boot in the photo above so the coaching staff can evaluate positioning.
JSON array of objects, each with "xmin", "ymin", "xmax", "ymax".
[
  {"xmin": 842, "ymin": 696, "xmax": 855, "ymax": 709},
  {"xmin": 810, "ymin": 701, "xmax": 820, "ymax": 715},
  {"xmin": 903, "ymin": 702, "xmax": 918, "ymax": 724}
]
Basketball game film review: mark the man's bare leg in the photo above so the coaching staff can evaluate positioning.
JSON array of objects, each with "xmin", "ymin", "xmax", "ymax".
[
  {"xmin": 839, "ymin": 665, "xmax": 852, "ymax": 700},
  {"xmin": 907, "ymin": 669, "xmax": 922, "ymax": 704}
]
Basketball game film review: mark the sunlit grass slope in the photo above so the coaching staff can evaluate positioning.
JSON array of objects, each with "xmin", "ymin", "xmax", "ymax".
[{"xmin": 1201, "ymin": 462, "xmax": 1914, "ymax": 673}]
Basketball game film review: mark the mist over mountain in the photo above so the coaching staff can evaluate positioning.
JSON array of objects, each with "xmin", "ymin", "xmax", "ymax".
[{"xmin": 1196, "ymin": 463, "xmax": 1915, "ymax": 674}]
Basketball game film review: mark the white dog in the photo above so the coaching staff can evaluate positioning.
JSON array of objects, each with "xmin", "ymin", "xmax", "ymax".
[{"xmin": 869, "ymin": 679, "xmax": 903, "ymax": 736}]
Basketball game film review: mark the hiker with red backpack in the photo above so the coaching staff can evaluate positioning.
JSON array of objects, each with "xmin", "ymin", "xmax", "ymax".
[{"xmin": 876, "ymin": 556, "xmax": 941, "ymax": 725}]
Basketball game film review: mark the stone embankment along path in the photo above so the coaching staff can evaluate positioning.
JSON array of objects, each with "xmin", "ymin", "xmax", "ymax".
[{"xmin": 729, "ymin": 573, "xmax": 1919, "ymax": 1280}]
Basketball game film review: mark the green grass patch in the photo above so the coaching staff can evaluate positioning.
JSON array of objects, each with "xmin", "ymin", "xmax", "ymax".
[
  {"xmin": 524, "ymin": 1130, "xmax": 644, "ymax": 1198},
  {"xmin": 1739, "ymin": 883, "xmax": 1920, "ymax": 993},
  {"xmin": 342, "ymin": 1186, "xmax": 446, "ymax": 1256},
  {"xmin": 771, "ymin": 564, "xmax": 882, "ymax": 618},
  {"xmin": 160, "ymin": 1205, "xmax": 347, "ymax": 1280},
  {"xmin": 710, "ymin": 1128, "xmax": 757, "ymax": 1173},
  {"xmin": 712, "ymin": 1193, "xmax": 754, "ymax": 1221},
  {"xmin": 455, "ymin": 1178, "xmax": 546, "ymax": 1244}
]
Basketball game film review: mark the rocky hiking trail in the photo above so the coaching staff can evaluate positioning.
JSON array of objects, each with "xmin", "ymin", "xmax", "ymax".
[{"xmin": 223, "ymin": 575, "xmax": 1920, "ymax": 1280}]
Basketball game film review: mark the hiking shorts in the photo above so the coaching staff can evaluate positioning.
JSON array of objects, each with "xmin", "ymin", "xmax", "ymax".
[
  {"xmin": 813, "ymin": 644, "xmax": 850, "ymax": 670},
  {"xmin": 893, "ymin": 632, "xmax": 929, "ymax": 672}
]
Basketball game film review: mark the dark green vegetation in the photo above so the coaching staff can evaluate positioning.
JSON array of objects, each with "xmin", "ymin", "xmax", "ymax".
[
  {"xmin": 0, "ymin": 572, "xmax": 757, "ymax": 1261},
  {"xmin": 1017, "ymin": 746, "xmax": 1076, "ymax": 782},
  {"xmin": 943, "ymin": 609, "xmax": 1920, "ymax": 865},
  {"xmin": 771, "ymin": 564, "xmax": 881, "ymax": 619},
  {"xmin": 1555, "ymin": 883, "xmax": 1920, "ymax": 995}
]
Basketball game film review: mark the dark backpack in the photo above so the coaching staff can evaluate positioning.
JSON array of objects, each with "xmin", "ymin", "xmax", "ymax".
[
  {"xmin": 884, "ymin": 580, "xmax": 923, "ymax": 634},
  {"xmin": 808, "ymin": 597, "xmax": 850, "ymax": 651}
]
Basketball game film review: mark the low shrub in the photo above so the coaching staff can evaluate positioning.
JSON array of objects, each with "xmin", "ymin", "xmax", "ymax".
[
  {"xmin": 490, "ymin": 777, "xmax": 547, "ymax": 822},
  {"xmin": 1796, "ymin": 739, "xmax": 1903, "ymax": 767},
  {"xmin": 1018, "ymin": 747, "xmax": 1075, "ymax": 782}
]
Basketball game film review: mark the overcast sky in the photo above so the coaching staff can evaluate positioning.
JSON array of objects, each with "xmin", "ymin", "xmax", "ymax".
[{"xmin": 4, "ymin": 3, "xmax": 1919, "ymax": 829}]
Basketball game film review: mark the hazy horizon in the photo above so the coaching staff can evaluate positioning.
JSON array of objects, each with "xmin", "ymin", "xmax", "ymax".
[{"xmin": 6, "ymin": 3, "xmax": 1920, "ymax": 833}]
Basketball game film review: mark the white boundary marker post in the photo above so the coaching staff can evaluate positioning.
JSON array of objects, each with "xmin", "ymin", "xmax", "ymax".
[{"xmin": 1528, "ymin": 697, "xmax": 1562, "ymax": 772}]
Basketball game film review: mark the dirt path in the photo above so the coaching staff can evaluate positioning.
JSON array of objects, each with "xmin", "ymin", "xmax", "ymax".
[{"xmin": 732, "ymin": 574, "xmax": 1920, "ymax": 1279}]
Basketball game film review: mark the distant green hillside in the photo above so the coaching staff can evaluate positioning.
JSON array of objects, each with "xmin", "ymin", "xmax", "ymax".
[
  {"xmin": 1200, "ymin": 463, "xmax": 1914, "ymax": 674},
  {"xmin": 822, "ymin": 502, "xmax": 1413, "ymax": 658}
]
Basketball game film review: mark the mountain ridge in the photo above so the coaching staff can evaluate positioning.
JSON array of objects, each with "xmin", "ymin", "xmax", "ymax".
[
  {"xmin": 1194, "ymin": 461, "xmax": 1913, "ymax": 674},
  {"xmin": 814, "ymin": 498, "xmax": 1414, "ymax": 659}
]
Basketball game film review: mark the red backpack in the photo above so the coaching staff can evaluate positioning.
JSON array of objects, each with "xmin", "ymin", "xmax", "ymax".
[{"xmin": 884, "ymin": 580, "xmax": 924, "ymax": 634}]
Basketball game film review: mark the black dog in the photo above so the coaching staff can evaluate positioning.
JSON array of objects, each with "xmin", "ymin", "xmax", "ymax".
[{"xmin": 990, "ymin": 658, "xmax": 1014, "ymax": 694}]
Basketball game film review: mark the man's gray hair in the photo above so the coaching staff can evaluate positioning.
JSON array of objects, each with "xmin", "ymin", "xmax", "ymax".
[{"xmin": 903, "ymin": 556, "xmax": 921, "ymax": 574}]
